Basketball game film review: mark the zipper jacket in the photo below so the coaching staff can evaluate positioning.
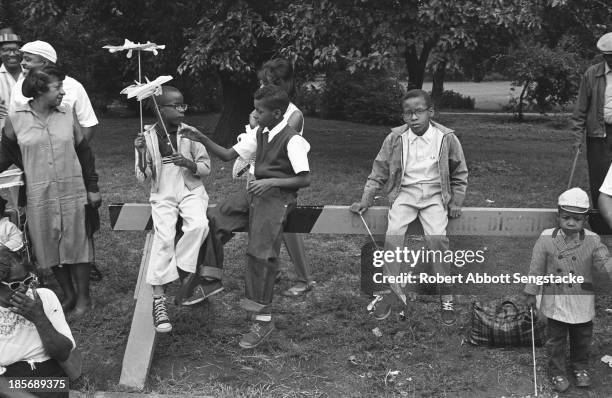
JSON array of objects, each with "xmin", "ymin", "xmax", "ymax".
[
  {"xmin": 571, "ymin": 61, "xmax": 609, "ymax": 143},
  {"xmin": 135, "ymin": 123, "xmax": 211, "ymax": 193},
  {"xmin": 360, "ymin": 121, "xmax": 468, "ymax": 207}
]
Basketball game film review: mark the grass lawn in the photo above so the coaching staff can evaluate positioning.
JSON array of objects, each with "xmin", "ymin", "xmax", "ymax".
[{"xmin": 60, "ymin": 113, "xmax": 612, "ymax": 397}]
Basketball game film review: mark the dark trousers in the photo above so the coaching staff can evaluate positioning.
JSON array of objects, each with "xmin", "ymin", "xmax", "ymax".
[
  {"xmin": 3, "ymin": 358, "xmax": 68, "ymax": 398},
  {"xmin": 200, "ymin": 187, "xmax": 296, "ymax": 313},
  {"xmin": 546, "ymin": 318, "xmax": 592, "ymax": 376},
  {"xmin": 587, "ymin": 124, "xmax": 612, "ymax": 235}
]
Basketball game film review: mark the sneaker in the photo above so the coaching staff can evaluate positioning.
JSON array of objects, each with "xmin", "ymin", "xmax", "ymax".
[
  {"xmin": 282, "ymin": 281, "xmax": 313, "ymax": 297},
  {"xmin": 182, "ymin": 280, "xmax": 224, "ymax": 306},
  {"xmin": 239, "ymin": 320, "xmax": 275, "ymax": 349},
  {"xmin": 551, "ymin": 375, "xmax": 570, "ymax": 392},
  {"xmin": 368, "ymin": 294, "xmax": 394, "ymax": 321},
  {"xmin": 440, "ymin": 300, "xmax": 456, "ymax": 326},
  {"xmin": 152, "ymin": 295, "xmax": 172, "ymax": 333},
  {"xmin": 574, "ymin": 369, "xmax": 591, "ymax": 387}
]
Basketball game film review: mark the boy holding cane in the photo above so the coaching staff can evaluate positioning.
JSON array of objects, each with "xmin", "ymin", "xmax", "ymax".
[{"xmin": 350, "ymin": 89, "xmax": 467, "ymax": 325}]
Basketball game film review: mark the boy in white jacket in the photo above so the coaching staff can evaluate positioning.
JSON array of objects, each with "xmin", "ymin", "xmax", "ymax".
[{"xmin": 134, "ymin": 86, "xmax": 215, "ymax": 333}]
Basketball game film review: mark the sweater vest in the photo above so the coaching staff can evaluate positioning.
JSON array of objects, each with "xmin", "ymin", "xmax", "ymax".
[{"xmin": 254, "ymin": 125, "xmax": 299, "ymax": 181}]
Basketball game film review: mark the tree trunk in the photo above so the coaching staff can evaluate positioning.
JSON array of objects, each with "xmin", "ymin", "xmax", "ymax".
[
  {"xmin": 214, "ymin": 74, "xmax": 257, "ymax": 147},
  {"xmin": 404, "ymin": 40, "xmax": 436, "ymax": 90},
  {"xmin": 516, "ymin": 81, "xmax": 529, "ymax": 122},
  {"xmin": 431, "ymin": 61, "xmax": 446, "ymax": 107}
]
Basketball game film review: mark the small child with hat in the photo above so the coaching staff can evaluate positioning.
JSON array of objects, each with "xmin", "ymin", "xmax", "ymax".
[{"xmin": 523, "ymin": 187, "xmax": 612, "ymax": 392}]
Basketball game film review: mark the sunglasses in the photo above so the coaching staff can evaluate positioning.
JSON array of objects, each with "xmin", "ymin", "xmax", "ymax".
[
  {"xmin": 160, "ymin": 103, "xmax": 188, "ymax": 112},
  {"xmin": 1, "ymin": 273, "xmax": 37, "ymax": 292}
]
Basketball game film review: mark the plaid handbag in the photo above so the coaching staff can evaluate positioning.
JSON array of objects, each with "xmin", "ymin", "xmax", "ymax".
[{"xmin": 468, "ymin": 298, "xmax": 546, "ymax": 347}]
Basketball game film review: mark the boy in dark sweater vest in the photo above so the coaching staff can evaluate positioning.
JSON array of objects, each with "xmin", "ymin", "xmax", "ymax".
[{"xmin": 180, "ymin": 85, "xmax": 311, "ymax": 348}]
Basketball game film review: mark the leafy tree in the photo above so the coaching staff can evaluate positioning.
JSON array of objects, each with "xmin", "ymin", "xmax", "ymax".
[
  {"xmin": 180, "ymin": 0, "xmax": 285, "ymax": 146},
  {"xmin": 496, "ymin": 43, "xmax": 583, "ymax": 120},
  {"xmin": 2, "ymin": 0, "xmax": 206, "ymax": 109},
  {"xmin": 273, "ymin": 0, "xmax": 539, "ymax": 105}
]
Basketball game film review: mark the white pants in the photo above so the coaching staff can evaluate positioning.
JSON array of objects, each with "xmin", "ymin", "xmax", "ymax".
[
  {"xmin": 384, "ymin": 184, "xmax": 451, "ymax": 299},
  {"xmin": 146, "ymin": 163, "xmax": 209, "ymax": 286}
]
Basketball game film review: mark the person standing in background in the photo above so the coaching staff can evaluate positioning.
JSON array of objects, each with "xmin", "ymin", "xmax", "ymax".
[
  {"xmin": 571, "ymin": 32, "xmax": 612, "ymax": 234},
  {"xmin": 0, "ymin": 28, "xmax": 24, "ymax": 132}
]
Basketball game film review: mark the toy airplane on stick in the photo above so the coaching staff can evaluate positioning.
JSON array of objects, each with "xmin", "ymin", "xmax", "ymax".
[
  {"xmin": 103, "ymin": 39, "xmax": 165, "ymax": 58},
  {"xmin": 104, "ymin": 39, "xmax": 165, "ymax": 136},
  {"xmin": 121, "ymin": 76, "xmax": 176, "ymax": 152}
]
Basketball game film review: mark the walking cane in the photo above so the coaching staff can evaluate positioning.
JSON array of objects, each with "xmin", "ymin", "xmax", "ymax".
[
  {"xmin": 359, "ymin": 212, "xmax": 380, "ymax": 250},
  {"xmin": 530, "ymin": 306, "xmax": 538, "ymax": 396},
  {"xmin": 357, "ymin": 212, "xmax": 408, "ymax": 306},
  {"xmin": 567, "ymin": 146, "xmax": 581, "ymax": 189}
]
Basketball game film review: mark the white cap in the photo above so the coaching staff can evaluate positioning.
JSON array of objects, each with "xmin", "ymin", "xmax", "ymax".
[
  {"xmin": 20, "ymin": 40, "xmax": 57, "ymax": 63},
  {"xmin": 558, "ymin": 188, "xmax": 590, "ymax": 213},
  {"xmin": 598, "ymin": 32, "xmax": 612, "ymax": 54}
]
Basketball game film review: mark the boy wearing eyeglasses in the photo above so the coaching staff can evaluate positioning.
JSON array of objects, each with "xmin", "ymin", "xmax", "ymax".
[
  {"xmin": 350, "ymin": 89, "xmax": 468, "ymax": 325},
  {"xmin": 134, "ymin": 86, "xmax": 216, "ymax": 334}
]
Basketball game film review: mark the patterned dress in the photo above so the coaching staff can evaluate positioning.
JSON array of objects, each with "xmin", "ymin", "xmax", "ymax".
[{"xmin": 8, "ymin": 103, "xmax": 92, "ymax": 268}]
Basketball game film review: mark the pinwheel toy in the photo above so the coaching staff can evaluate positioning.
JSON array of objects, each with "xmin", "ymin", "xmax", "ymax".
[{"xmin": 121, "ymin": 76, "xmax": 176, "ymax": 152}]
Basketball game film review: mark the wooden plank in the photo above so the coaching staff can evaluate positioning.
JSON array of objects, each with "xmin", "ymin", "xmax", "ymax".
[
  {"xmin": 119, "ymin": 231, "xmax": 157, "ymax": 390},
  {"xmin": 109, "ymin": 203, "xmax": 558, "ymax": 237},
  {"xmin": 133, "ymin": 232, "xmax": 153, "ymax": 301}
]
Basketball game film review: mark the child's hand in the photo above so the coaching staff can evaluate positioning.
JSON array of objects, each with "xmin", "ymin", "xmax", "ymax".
[
  {"xmin": 349, "ymin": 202, "xmax": 368, "ymax": 215},
  {"xmin": 448, "ymin": 204, "xmax": 462, "ymax": 218},
  {"xmin": 522, "ymin": 293, "xmax": 537, "ymax": 309},
  {"xmin": 249, "ymin": 110, "xmax": 258, "ymax": 129},
  {"xmin": 247, "ymin": 179, "xmax": 275, "ymax": 196},
  {"xmin": 87, "ymin": 191, "xmax": 102, "ymax": 209},
  {"xmin": 134, "ymin": 134, "xmax": 146, "ymax": 150},
  {"xmin": 165, "ymin": 153, "xmax": 196, "ymax": 172},
  {"xmin": 179, "ymin": 125, "xmax": 206, "ymax": 144}
]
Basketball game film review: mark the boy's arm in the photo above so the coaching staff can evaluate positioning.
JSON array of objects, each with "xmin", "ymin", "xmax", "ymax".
[
  {"xmin": 247, "ymin": 171, "xmax": 311, "ymax": 196},
  {"xmin": 523, "ymin": 234, "xmax": 548, "ymax": 296},
  {"xmin": 134, "ymin": 134, "xmax": 152, "ymax": 183},
  {"xmin": 354, "ymin": 135, "xmax": 393, "ymax": 211},
  {"xmin": 179, "ymin": 125, "xmax": 240, "ymax": 162},
  {"xmin": 192, "ymin": 141, "xmax": 212, "ymax": 177},
  {"xmin": 447, "ymin": 134, "xmax": 468, "ymax": 210}
]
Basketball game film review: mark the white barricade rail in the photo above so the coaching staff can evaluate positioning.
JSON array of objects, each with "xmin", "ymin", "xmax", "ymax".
[{"xmin": 110, "ymin": 203, "xmax": 559, "ymax": 389}]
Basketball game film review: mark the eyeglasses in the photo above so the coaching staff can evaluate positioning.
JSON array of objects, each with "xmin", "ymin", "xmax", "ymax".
[
  {"xmin": 1, "ymin": 273, "xmax": 37, "ymax": 292},
  {"xmin": 160, "ymin": 104, "xmax": 189, "ymax": 112},
  {"xmin": 403, "ymin": 108, "xmax": 430, "ymax": 118}
]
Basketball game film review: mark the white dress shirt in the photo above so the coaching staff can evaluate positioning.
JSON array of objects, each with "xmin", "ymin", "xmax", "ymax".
[{"xmin": 401, "ymin": 123, "xmax": 443, "ymax": 186}]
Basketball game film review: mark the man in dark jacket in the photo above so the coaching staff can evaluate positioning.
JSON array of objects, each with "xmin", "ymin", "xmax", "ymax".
[{"xmin": 572, "ymin": 32, "xmax": 612, "ymax": 234}]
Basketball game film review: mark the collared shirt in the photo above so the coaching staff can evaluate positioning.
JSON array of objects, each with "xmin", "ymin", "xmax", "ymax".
[
  {"xmin": 233, "ymin": 119, "xmax": 310, "ymax": 174},
  {"xmin": 401, "ymin": 123, "xmax": 443, "ymax": 186},
  {"xmin": 605, "ymin": 63, "xmax": 612, "ymax": 124},
  {"xmin": 10, "ymin": 75, "xmax": 98, "ymax": 128},
  {"xmin": 524, "ymin": 228, "xmax": 612, "ymax": 324},
  {"xmin": 0, "ymin": 64, "xmax": 23, "ymax": 131}
]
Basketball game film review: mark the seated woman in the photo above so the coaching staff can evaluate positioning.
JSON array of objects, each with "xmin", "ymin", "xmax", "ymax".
[{"xmin": 0, "ymin": 246, "xmax": 74, "ymax": 398}]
